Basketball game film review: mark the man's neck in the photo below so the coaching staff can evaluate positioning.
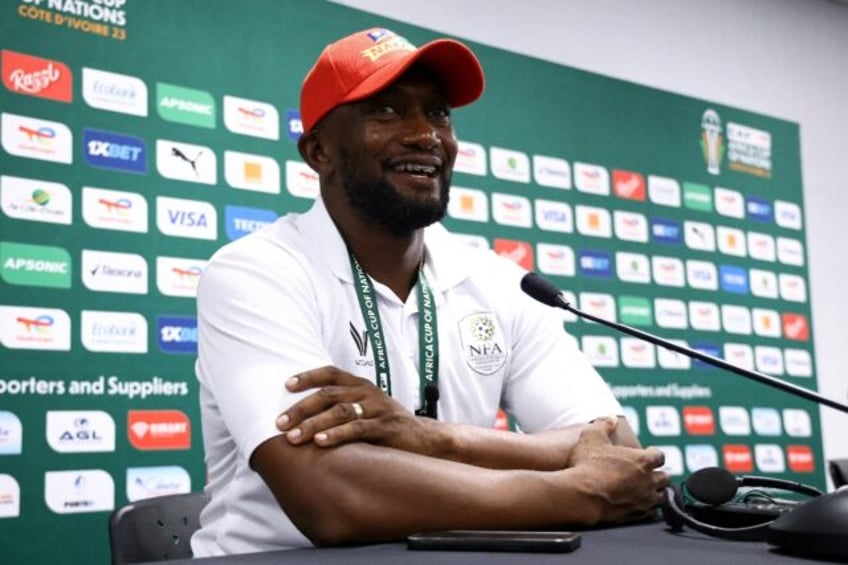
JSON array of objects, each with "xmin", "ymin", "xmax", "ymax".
[{"xmin": 330, "ymin": 205, "xmax": 425, "ymax": 302}]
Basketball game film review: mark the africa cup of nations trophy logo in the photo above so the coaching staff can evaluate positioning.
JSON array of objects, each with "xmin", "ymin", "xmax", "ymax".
[{"xmin": 700, "ymin": 109, "xmax": 724, "ymax": 175}]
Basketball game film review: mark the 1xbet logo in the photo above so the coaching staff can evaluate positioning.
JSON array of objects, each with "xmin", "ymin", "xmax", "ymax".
[
  {"xmin": 157, "ymin": 316, "xmax": 197, "ymax": 354},
  {"xmin": 84, "ymin": 128, "xmax": 147, "ymax": 174}
]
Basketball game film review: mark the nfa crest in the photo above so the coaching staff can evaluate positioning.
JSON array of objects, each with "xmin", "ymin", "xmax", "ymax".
[{"xmin": 458, "ymin": 312, "xmax": 506, "ymax": 375}]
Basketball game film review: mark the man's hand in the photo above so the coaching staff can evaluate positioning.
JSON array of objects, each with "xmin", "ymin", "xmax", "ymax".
[
  {"xmin": 564, "ymin": 417, "xmax": 670, "ymax": 524},
  {"xmin": 276, "ymin": 365, "xmax": 433, "ymax": 451}
]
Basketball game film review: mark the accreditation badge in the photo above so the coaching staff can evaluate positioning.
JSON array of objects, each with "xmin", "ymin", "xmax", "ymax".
[{"xmin": 458, "ymin": 312, "xmax": 507, "ymax": 375}]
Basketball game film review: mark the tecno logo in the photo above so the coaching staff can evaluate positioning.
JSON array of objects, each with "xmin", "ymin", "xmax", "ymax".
[{"xmin": 127, "ymin": 410, "xmax": 191, "ymax": 451}]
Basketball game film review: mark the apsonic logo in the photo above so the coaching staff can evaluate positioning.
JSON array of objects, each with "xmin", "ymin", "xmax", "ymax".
[
  {"xmin": 83, "ymin": 128, "xmax": 147, "ymax": 174},
  {"xmin": 156, "ymin": 82, "xmax": 215, "ymax": 128},
  {"xmin": 0, "ymin": 241, "xmax": 71, "ymax": 289}
]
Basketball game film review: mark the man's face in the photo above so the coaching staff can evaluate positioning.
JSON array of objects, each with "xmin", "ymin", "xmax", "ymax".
[{"xmin": 326, "ymin": 67, "xmax": 459, "ymax": 236}]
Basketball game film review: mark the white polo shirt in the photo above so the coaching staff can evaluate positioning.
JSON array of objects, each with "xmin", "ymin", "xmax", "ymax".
[{"xmin": 191, "ymin": 196, "xmax": 622, "ymax": 556}]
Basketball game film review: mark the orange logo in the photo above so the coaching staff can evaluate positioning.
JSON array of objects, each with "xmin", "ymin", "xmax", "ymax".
[
  {"xmin": 2, "ymin": 50, "xmax": 72, "ymax": 102},
  {"xmin": 683, "ymin": 406, "xmax": 715, "ymax": 435},
  {"xmin": 493, "ymin": 239, "xmax": 533, "ymax": 271},
  {"xmin": 128, "ymin": 410, "xmax": 191, "ymax": 450},
  {"xmin": 786, "ymin": 445, "xmax": 815, "ymax": 473},
  {"xmin": 722, "ymin": 444, "xmax": 753, "ymax": 473}
]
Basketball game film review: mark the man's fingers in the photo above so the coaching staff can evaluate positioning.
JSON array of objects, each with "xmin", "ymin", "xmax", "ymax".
[{"xmin": 284, "ymin": 365, "xmax": 356, "ymax": 392}]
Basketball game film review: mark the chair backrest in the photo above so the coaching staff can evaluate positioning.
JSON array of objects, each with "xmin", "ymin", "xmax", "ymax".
[
  {"xmin": 830, "ymin": 458, "xmax": 848, "ymax": 489},
  {"xmin": 108, "ymin": 491, "xmax": 210, "ymax": 564}
]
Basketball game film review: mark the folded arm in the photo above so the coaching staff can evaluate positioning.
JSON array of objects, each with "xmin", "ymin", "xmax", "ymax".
[{"xmin": 252, "ymin": 417, "xmax": 666, "ymax": 546}]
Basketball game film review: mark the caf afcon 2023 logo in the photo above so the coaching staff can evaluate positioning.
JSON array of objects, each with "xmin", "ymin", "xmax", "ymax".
[{"xmin": 700, "ymin": 109, "xmax": 725, "ymax": 176}]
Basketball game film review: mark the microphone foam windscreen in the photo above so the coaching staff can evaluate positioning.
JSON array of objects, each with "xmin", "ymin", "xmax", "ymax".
[{"xmin": 686, "ymin": 467, "xmax": 739, "ymax": 505}]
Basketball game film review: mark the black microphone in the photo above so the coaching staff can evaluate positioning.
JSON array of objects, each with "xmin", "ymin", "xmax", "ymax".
[{"xmin": 520, "ymin": 271, "xmax": 848, "ymax": 415}]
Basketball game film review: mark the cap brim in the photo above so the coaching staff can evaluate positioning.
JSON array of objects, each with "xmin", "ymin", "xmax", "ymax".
[{"xmin": 342, "ymin": 38, "xmax": 485, "ymax": 110}]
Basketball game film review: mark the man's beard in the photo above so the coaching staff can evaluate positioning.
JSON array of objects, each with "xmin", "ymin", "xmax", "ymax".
[{"xmin": 341, "ymin": 161, "xmax": 452, "ymax": 237}]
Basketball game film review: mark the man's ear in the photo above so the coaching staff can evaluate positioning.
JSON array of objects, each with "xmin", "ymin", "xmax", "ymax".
[{"xmin": 297, "ymin": 131, "xmax": 333, "ymax": 177}]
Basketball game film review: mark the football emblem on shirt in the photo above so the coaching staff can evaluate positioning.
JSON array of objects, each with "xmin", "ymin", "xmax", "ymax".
[{"xmin": 459, "ymin": 312, "xmax": 506, "ymax": 375}]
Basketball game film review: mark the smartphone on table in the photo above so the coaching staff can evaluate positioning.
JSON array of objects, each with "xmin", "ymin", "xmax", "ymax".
[{"xmin": 407, "ymin": 530, "xmax": 581, "ymax": 553}]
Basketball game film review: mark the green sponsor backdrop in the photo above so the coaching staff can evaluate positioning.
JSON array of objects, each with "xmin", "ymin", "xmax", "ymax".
[{"xmin": 0, "ymin": 1, "xmax": 822, "ymax": 563}]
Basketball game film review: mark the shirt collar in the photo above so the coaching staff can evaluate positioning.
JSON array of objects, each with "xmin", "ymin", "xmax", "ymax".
[{"xmin": 296, "ymin": 196, "xmax": 476, "ymax": 293}]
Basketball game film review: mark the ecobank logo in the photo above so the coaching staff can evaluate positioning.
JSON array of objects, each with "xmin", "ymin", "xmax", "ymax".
[
  {"xmin": 1, "ymin": 175, "xmax": 72, "ymax": 225},
  {"xmin": 83, "ymin": 128, "xmax": 147, "ymax": 174},
  {"xmin": 1, "ymin": 112, "xmax": 72, "ymax": 164},
  {"xmin": 83, "ymin": 67, "xmax": 148, "ymax": 116},
  {"xmin": 0, "ymin": 305, "xmax": 71, "ymax": 350},
  {"xmin": 156, "ymin": 82, "xmax": 215, "ymax": 128},
  {"xmin": 2, "ymin": 49, "xmax": 72, "ymax": 102},
  {"xmin": 80, "ymin": 310, "xmax": 148, "ymax": 353},
  {"xmin": 1, "ymin": 241, "xmax": 71, "ymax": 288}
]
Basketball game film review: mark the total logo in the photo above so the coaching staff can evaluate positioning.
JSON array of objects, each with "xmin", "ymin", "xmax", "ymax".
[
  {"xmin": 44, "ymin": 469, "xmax": 115, "ymax": 514},
  {"xmin": 223, "ymin": 94, "xmax": 279, "ymax": 140},
  {"xmin": 156, "ymin": 256, "xmax": 206, "ymax": 297},
  {"xmin": 747, "ymin": 231, "xmax": 776, "ymax": 262},
  {"xmin": 723, "ymin": 445, "xmax": 754, "ymax": 473},
  {"xmin": 651, "ymin": 256, "xmax": 684, "ymax": 287},
  {"xmin": 620, "ymin": 337, "xmax": 655, "ymax": 368},
  {"xmin": 579, "ymin": 292, "xmax": 616, "ymax": 323},
  {"xmin": 724, "ymin": 343, "xmax": 754, "ymax": 371},
  {"xmin": 156, "ymin": 196, "xmax": 218, "ymax": 240},
  {"xmin": 613, "ymin": 211, "xmax": 648, "ymax": 243},
  {"xmin": 126, "ymin": 466, "xmax": 191, "ymax": 502},
  {"xmin": 0, "ymin": 474, "xmax": 20, "ymax": 518},
  {"xmin": 714, "ymin": 187, "xmax": 745, "ymax": 219},
  {"xmin": 534, "ymin": 199, "xmax": 573, "ymax": 233},
  {"xmin": 688, "ymin": 301, "xmax": 720, "ymax": 332},
  {"xmin": 490, "ymin": 146, "xmax": 530, "ymax": 183},
  {"xmin": 492, "ymin": 193, "xmax": 532, "ymax": 228},
  {"xmin": 574, "ymin": 162, "xmax": 610, "ymax": 195},
  {"xmin": 0, "ymin": 175, "xmax": 72, "ymax": 225},
  {"xmin": 0, "ymin": 305, "xmax": 71, "ymax": 350},
  {"xmin": 532, "ymin": 155, "xmax": 570, "ymax": 189},
  {"xmin": 778, "ymin": 273, "xmax": 807, "ymax": 303},
  {"xmin": 1, "ymin": 112, "xmax": 72, "ymax": 164},
  {"xmin": 157, "ymin": 316, "xmax": 198, "ymax": 354},
  {"xmin": 454, "ymin": 140, "xmax": 487, "ymax": 176},
  {"xmin": 46, "ymin": 410, "xmax": 116, "ymax": 453},
  {"xmin": 84, "ymin": 128, "xmax": 147, "ymax": 174},
  {"xmin": 2, "ymin": 49, "xmax": 72, "ymax": 103},
  {"xmin": 536, "ymin": 243, "xmax": 575, "ymax": 277},
  {"xmin": 128, "ymin": 410, "xmax": 191, "ymax": 451},
  {"xmin": 581, "ymin": 335, "xmax": 619, "ymax": 367},
  {"xmin": 646, "ymin": 406, "xmax": 681, "ymax": 437},
  {"xmin": 285, "ymin": 160, "xmax": 320, "ymax": 199},
  {"xmin": 493, "ymin": 239, "xmax": 533, "ymax": 271},
  {"xmin": 682, "ymin": 406, "xmax": 715, "ymax": 435},
  {"xmin": 447, "ymin": 186, "xmax": 488, "ymax": 223},
  {"xmin": 82, "ymin": 186, "xmax": 148, "ymax": 233},
  {"xmin": 612, "ymin": 169, "xmax": 646, "ymax": 201},
  {"xmin": 156, "ymin": 139, "xmax": 216, "ymax": 185}
]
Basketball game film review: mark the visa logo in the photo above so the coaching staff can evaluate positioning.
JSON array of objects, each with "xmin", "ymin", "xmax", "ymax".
[
  {"xmin": 719, "ymin": 265, "xmax": 749, "ymax": 294},
  {"xmin": 157, "ymin": 315, "xmax": 197, "ymax": 354},
  {"xmin": 746, "ymin": 196, "xmax": 772, "ymax": 222},
  {"xmin": 167, "ymin": 209, "xmax": 208, "ymax": 227},
  {"xmin": 83, "ymin": 128, "xmax": 147, "ymax": 174},
  {"xmin": 651, "ymin": 218, "xmax": 682, "ymax": 245},
  {"xmin": 578, "ymin": 250, "xmax": 612, "ymax": 278}
]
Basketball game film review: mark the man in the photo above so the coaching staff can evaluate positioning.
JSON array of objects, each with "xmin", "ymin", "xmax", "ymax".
[{"xmin": 192, "ymin": 27, "xmax": 669, "ymax": 556}]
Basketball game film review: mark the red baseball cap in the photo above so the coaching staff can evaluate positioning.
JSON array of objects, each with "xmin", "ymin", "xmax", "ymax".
[{"xmin": 300, "ymin": 28, "xmax": 485, "ymax": 132}]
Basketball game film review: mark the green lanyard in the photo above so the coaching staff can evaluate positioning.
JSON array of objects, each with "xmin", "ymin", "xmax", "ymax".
[{"xmin": 348, "ymin": 251, "xmax": 440, "ymax": 419}]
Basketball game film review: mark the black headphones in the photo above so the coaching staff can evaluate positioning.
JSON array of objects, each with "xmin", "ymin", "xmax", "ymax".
[{"xmin": 661, "ymin": 467, "xmax": 824, "ymax": 541}]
